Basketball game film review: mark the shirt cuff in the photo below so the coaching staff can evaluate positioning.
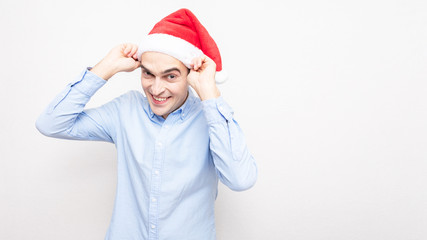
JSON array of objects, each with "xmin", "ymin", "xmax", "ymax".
[
  {"xmin": 71, "ymin": 68, "xmax": 107, "ymax": 96},
  {"xmin": 202, "ymin": 96, "xmax": 234, "ymax": 124}
]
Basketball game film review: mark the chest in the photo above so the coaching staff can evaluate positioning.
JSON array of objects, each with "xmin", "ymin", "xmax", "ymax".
[{"xmin": 118, "ymin": 109, "xmax": 213, "ymax": 183}]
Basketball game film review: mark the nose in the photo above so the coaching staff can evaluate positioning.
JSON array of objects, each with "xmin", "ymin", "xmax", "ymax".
[{"xmin": 151, "ymin": 77, "xmax": 165, "ymax": 96}]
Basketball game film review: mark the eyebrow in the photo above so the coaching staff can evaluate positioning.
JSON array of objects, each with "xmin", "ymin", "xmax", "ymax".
[
  {"xmin": 141, "ymin": 64, "xmax": 181, "ymax": 75},
  {"xmin": 162, "ymin": 67, "xmax": 181, "ymax": 74}
]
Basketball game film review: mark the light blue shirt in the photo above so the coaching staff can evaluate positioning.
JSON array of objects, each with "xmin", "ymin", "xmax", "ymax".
[{"xmin": 36, "ymin": 69, "xmax": 258, "ymax": 240}]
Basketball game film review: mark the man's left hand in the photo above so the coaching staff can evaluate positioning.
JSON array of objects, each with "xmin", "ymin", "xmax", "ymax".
[{"xmin": 187, "ymin": 55, "xmax": 220, "ymax": 101}]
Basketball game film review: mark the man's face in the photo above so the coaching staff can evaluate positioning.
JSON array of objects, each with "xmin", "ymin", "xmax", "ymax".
[{"xmin": 140, "ymin": 52, "xmax": 189, "ymax": 119}]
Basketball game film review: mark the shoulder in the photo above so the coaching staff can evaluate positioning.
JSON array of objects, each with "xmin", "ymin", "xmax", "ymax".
[
  {"xmin": 97, "ymin": 90, "xmax": 146, "ymax": 113},
  {"xmin": 111, "ymin": 90, "xmax": 146, "ymax": 104}
]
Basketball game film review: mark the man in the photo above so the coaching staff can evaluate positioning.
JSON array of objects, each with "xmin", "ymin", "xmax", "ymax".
[{"xmin": 36, "ymin": 8, "xmax": 257, "ymax": 240}]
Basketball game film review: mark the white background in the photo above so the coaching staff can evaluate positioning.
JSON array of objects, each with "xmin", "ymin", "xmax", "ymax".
[{"xmin": 1, "ymin": 0, "xmax": 427, "ymax": 239}]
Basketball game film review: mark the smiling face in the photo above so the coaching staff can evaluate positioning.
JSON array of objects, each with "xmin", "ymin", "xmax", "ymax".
[{"xmin": 140, "ymin": 52, "xmax": 190, "ymax": 119}]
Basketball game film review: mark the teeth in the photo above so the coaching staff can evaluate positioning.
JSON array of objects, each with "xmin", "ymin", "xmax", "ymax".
[{"xmin": 153, "ymin": 96, "xmax": 167, "ymax": 101}]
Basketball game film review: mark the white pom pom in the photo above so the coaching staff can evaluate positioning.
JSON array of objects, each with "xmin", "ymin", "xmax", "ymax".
[{"xmin": 215, "ymin": 69, "xmax": 228, "ymax": 84}]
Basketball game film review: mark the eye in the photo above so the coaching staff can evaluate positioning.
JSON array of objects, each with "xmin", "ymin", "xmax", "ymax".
[
  {"xmin": 142, "ymin": 70, "xmax": 153, "ymax": 77},
  {"xmin": 167, "ymin": 74, "xmax": 177, "ymax": 80}
]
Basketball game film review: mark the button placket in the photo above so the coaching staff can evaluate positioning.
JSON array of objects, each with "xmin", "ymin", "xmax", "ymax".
[
  {"xmin": 148, "ymin": 134, "xmax": 163, "ymax": 239},
  {"xmin": 148, "ymin": 120, "xmax": 173, "ymax": 240}
]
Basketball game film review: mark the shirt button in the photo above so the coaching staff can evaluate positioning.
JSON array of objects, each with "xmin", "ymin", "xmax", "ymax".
[
  {"xmin": 152, "ymin": 197, "xmax": 157, "ymax": 202},
  {"xmin": 154, "ymin": 170, "xmax": 159, "ymax": 175},
  {"xmin": 151, "ymin": 225, "xmax": 156, "ymax": 229}
]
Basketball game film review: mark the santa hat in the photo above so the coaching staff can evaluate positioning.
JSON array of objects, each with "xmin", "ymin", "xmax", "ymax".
[{"xmin": 137, "ymin": 8, "xmax": 227, "ymax": 83}]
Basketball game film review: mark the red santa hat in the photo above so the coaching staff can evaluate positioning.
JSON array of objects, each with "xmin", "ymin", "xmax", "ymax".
[{"xmin": 137, "ymin": 8, "xmax": 227, "ymax": 83}]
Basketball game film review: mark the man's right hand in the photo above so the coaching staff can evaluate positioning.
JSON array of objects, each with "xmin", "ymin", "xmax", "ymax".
[{"xmin": 90, "ymin": 43, "xmax": 140, "ymax": 81}]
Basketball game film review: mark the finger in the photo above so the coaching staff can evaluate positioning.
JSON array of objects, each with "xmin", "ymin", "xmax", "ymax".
[
  {"xmin": 203, "ymin": 55, "xmax": 212, "ymax": 62},
  {"xmin": 124, "ymin": 44, "xmax": 132, "ymax": 56},
  {"xmin": 133, "ymin": 60, "xmax": 141, "ymax": 69},
  {"xmin": 201, "ymin": 55, "xmax": 216, "ymax": 71},
  {"xmin": 190, "ymin": 58, "xmax": 195, "ymax": 69},
  {"xmin": 130, "ymin": 45, "xmax": 139, "ymax": 60},
  {"xmin": 196, "ymin": 57, "xmax": 202, "ymax": 70},
  {"xmin": 127, "ymin": 44, "xmax": 135, "ymax": 57},
  {"xmin": 130, "ymin": 44, "xmax": 138, "ymax": 56},
  {"xmin": 132, "ymin": 52, "xmax": 138, "ymax": 60},
  {"xmin": 192, "ymin": 57, "xmax": 200, "ymax": 71}
]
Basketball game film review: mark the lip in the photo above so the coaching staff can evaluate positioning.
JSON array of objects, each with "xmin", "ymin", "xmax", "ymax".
[{"xmin": 151, "ymin": 94, "xmax": 170, "ymax": 105}]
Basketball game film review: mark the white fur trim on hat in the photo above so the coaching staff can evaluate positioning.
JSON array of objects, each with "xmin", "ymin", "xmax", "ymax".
[
  {"xmin": 137, "ymin": 33, "xmax": 203, "ymax": 69},
  {"xmin": 214, "ymin": 69, "xmax": 228, "ymax": 84}
]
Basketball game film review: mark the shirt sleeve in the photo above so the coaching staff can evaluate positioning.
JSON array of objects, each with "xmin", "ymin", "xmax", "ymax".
[
  {"xmin": 35, "ymin": 68, "xmax": 116, "ymax": 143},
  {"xmin": 202, "ymin": 97, "xmax": 258, "ymax": 191}
]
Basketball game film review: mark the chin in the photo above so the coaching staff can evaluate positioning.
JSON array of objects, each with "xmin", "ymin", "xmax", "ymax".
[{"xmin": 150, "ymin": 105, "xmax": 169, "ymax": 117}]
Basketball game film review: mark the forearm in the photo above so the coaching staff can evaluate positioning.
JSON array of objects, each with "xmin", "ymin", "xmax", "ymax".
[
  {"xmin": 90, "ymin": 60, "xmax": 118, "ymax": 81},
  {"xmin": 203, "ymin": 97, "xmax": 258, "ymax": 191},
  {"xmin": 35, "ymin": 69, "xmax": 107, "ymax": 139},
  {"xmin": 192, "ymin": 81, "xmax": 221, "ymax": 101}
]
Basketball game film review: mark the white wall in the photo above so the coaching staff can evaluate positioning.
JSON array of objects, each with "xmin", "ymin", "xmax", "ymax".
[{"xmin": 1, "ymin": 0, "xmax": 427, "ymax": 239}]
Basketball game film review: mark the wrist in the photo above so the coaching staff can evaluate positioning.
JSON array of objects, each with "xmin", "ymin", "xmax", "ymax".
[
  {"xmin": 198, "ymin": 85, "xmax": 220, "ymax": 101},
  {"xmin": 90, "ymin": 60, "xmax": 118, "ymax": 81}
]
